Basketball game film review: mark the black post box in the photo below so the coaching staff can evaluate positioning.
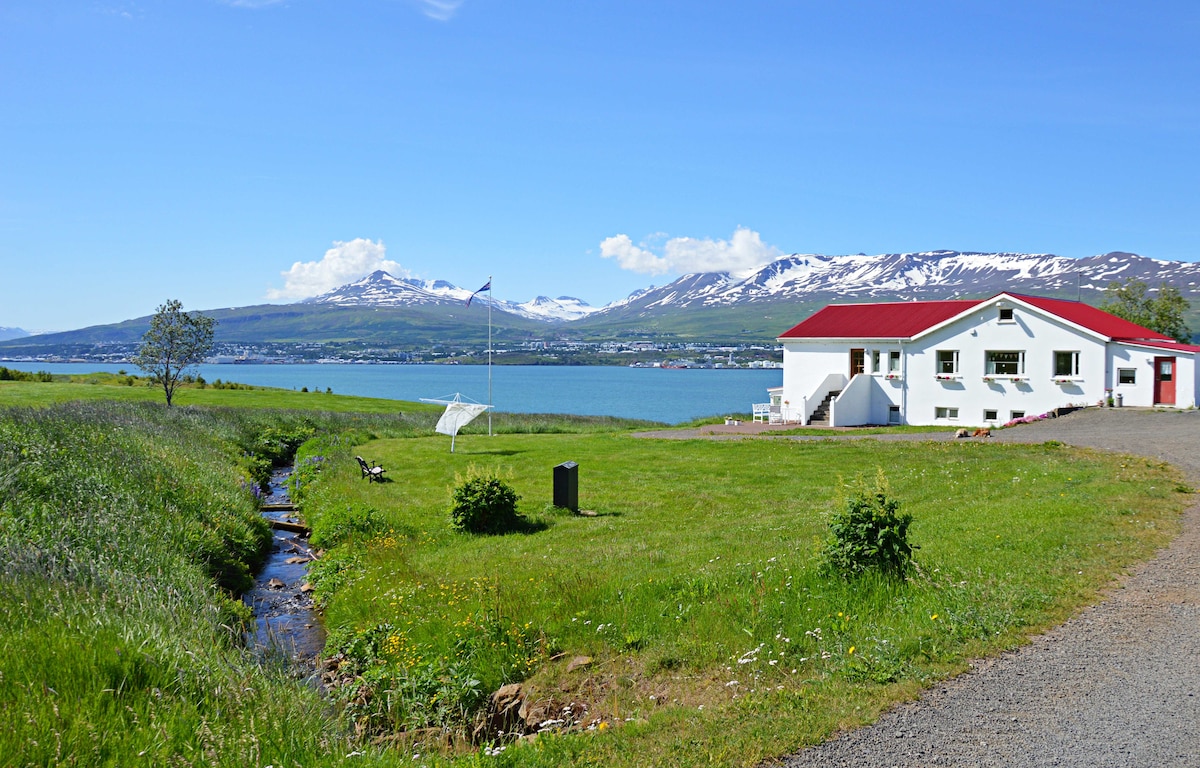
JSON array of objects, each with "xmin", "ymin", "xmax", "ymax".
[{"xmin": 553, "ymin": 461, "xmax": 578, "ymax": 512}]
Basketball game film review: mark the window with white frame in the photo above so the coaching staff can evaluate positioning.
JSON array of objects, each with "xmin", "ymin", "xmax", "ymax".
[
  {"xmin": 983, "ymin": 409, "xmax": 998, "ymax": 421},
  {"xmin": 1010, "ymin": 410, "xmax": 1025, "ymax": 420},
  {"xmin": 888, "ymin": 405, "xmax": 900, "ymax": 424},
  {"xmin": 1054, "ymin": 351, "xmax": 1080, "ymax": 377},
  {"xmin": 985, "ymin": 350, "xmax": 1025, "ymax": 376},
  {"xmin": 935, "ymin": 406, "xmax": 959, "ymax": 420},
  {"xmin": 936, "ymin": 350, "xmax": 959, "ymax": 375},
  {"xmin": 871, "ymin": 350, "xmax": 882, "ymax": 373},
  {"xmin": 998, "ymin": 307, "xmax": 1015, "ymax": 323},
  {"xmin": 1118, "ymin": 368, "xmax": 1136, "ymax": 385},
  {"xmin": 888, "ymin": 350, "xmax": 901, "ymax": 372}
]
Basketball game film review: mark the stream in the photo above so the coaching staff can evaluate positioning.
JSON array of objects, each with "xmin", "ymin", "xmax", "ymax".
[{"xmin": 242, "ymin": 467, "xmax": 326, "ymax": 663}]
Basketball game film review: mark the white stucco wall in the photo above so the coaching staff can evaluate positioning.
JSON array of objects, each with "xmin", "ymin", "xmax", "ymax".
[
  {"xmin": 904, "ymin": 304, "xmax": 1110, "ymax": 426},
  {"xmin": 1109, "ymin": 345, "xmax": 1198, "ymax": 408}
]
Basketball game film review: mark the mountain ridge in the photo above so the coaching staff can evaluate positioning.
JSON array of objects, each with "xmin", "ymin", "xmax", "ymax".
[{"xmin": 4, "ymin": 250, "xmax": 1199, "ymax": 351}]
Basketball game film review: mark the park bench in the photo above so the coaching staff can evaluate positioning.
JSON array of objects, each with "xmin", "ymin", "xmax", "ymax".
[{"xmin": 355, "ymin": 456, "xmax": 386, "ymax": 483}]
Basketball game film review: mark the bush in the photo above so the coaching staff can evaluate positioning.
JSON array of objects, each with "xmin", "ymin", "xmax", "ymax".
[
  {"xmin": 310, "ymin": 502, "xmax": 382, "ymax": 548},
  {"xmin": 821, "ymin": 471, "xmax": 914, "ymax": 579},
  {"xmin": 449, "ymin": 471, "xmax": 522, "ymax": 534}
]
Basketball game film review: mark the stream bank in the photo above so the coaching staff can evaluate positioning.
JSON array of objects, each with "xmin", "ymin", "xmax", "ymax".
[{"xmin": 242, "ymin": 467, "xmax": 326, "ymax": 664}]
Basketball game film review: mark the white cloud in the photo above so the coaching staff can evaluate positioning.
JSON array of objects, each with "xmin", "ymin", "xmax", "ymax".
[
  {"xmin": 598, "ymin": 234, "xmax": 670, "ymax": 275},
  {"xmin": 600, "ymin": 227, "xmax": 781, "ymax": 276},
  {"xmin": 414, "ymin": 0, "xmax": 463, "ymax": 21},
  {"xmin": 267, "ymin": 238, "xmax": 408, "ymax": 300}
]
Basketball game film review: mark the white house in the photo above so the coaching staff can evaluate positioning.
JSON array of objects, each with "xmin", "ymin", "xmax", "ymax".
[{"xmin": 774, "ymin": 292, "xmax": 1200, "ymax": 427}]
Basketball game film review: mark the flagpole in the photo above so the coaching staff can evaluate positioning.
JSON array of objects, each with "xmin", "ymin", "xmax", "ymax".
[{"xmin": 487, "ymin": 275, "xmax": 493, "ymax": 437}]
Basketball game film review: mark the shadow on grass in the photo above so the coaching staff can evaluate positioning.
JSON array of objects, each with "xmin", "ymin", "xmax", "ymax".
[{"xmin": 464, "ymin": 516, "xmax": 550, "ymax": 535}]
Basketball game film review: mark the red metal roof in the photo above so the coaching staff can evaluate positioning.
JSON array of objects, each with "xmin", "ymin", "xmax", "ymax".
[
  {"xmin": 1008, "ymin": 294, "xmax": 1175, "ymax": 342},
  {"xmin": 1117, "ymin": 338, "xmax": 1200, "ymax": 354},
  {"xmin": 778, "ymin": 292, "xmax": 1194, "ymax": 349},
  {"xmin": 778, "ymin": 300, "xmax": 979, "ymax": 339}
]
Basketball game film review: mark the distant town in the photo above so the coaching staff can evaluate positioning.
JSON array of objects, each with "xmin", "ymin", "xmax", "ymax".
[{"xmin": 1, "ymin": 338, "xmax": 784, "ymax": 369}]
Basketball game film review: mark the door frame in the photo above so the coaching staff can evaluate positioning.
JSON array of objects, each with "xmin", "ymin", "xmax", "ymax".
[
  {"xmin": 849, "ymin": 348, "xmax": 865, "ymax": 377},
  {"xmin": 1153, "ymin": 356, "xmax": 1176, "ymax": 405}
]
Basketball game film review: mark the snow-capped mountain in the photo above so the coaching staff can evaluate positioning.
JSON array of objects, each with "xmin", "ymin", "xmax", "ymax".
[
  {"xmin": 593, "ymin": 250, "xmax": 1200, "ymax": 316},
  {"xmin": 306, "ymin": 270, "xmax": 600, "ymax": 322},
  {"xmin": 301, "ymin": 251, "xmax": 1200, "ymax": 326}
]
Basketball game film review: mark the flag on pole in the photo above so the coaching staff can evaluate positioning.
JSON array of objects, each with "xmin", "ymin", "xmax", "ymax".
[{"xmin": 465, "ymin": 280, "xmax": 491, "ymax": 307}]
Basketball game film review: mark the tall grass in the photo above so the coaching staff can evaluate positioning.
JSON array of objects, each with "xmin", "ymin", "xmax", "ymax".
[{"xmin": 0, "ymin": 402, "xmax": 367, "ymax": 766}]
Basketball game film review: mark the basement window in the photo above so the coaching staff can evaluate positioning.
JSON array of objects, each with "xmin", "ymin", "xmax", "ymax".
[
  {"xmin": 935, "ymin": 406, "xmax": 959, "ymax": 420},
  {"xmin": 984, "ymin": 409, "xmax": 998, "ymax": 421}
]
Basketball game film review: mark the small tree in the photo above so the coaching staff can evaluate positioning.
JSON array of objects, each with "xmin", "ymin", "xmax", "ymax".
[
  {"xmin": 133, "ymin": 300, "xmax": 216, "ymax": 407},
  {"xmin": 1101, "ymin": 278, "xmax": 1191, "ymax": 343}
]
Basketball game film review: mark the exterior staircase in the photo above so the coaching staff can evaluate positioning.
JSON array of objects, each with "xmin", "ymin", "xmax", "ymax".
[{"xmin": 807, "ymin": 389, "xmax": 841, "ymax": 426}]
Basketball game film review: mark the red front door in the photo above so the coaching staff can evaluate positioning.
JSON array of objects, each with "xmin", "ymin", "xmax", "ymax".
[{"xmin": 1154, "ymin": 357, "xmax": 1176, "ymax": 405}]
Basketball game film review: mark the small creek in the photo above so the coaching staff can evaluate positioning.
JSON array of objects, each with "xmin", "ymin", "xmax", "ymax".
[{"xmin": 242, "ymin": 467, "xmax": 326, "ymax": 663}]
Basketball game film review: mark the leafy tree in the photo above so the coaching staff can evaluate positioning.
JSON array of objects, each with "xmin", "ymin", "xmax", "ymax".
[
  {"xmin": 133, "ymin": 300, "xmax": 216, "ymax": 406},
  {"xmin": 1101, "ymin": 278, "xmax": 1191, "ymax": 343}
]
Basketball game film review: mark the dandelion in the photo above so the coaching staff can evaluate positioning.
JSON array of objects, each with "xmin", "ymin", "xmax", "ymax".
[
  {"xmin": 848, "ymin": 646, "xmax": 856, "ymax": 655},
  {"xmin": 931, "ymin": 613, "xmax": 939, "ymax": 621}
]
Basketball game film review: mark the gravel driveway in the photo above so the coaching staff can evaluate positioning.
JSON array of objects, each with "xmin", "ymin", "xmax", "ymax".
[{"xmin": 774, "ymin": 408, "xmax": 1200, "ymax": 767}]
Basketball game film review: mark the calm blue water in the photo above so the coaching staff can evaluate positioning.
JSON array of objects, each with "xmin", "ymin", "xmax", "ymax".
[{"xmin": 2, "ymin": 362, "xmax": 781, "ymax": 424}]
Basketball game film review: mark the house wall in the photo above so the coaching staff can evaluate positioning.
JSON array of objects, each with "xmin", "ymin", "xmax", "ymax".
[
  {"xmin": 905, "ymin": 303, "xmax": 1110, "ymax": 426},
  {"xmin": 1109, "ymin": 345, "xmax": 1198, "ymax": 408},
  {"xmin": 782, "ymin": 300, "xmax": 1126, "ymax": 427},
  {"xmin": 778, "ymin": 343, "xmax": 858, "ymax": 422}
]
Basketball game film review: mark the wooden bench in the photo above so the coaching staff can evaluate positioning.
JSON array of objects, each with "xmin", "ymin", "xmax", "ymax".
[{"xmin": 355, "ymin": 456, "xmax": 386, "ymax": 483}]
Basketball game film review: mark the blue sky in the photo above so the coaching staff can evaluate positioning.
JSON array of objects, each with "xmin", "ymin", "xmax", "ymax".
[{"xmin": 2, "ymin": 1, "xmax": 1198, "ymax": 332}]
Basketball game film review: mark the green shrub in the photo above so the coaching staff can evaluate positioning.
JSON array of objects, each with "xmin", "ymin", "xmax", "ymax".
[
  {"xmin": 310, "ymin": 502, "xmax": 382, "ymax": 548},
  {"xmin": 821, "ymin": 471, "xmax": 914, "ymax": 579},
  {"xmin": 449, "ymin": 471, "xmax": 523, "ymax": 534}
]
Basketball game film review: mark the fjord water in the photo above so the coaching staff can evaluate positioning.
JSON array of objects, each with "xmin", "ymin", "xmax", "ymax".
[{"xmin": 6, "ymin": 363, "xmax": 782, "ymax": 424}]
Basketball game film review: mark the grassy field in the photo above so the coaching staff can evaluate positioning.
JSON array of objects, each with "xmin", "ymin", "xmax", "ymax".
[
  {"xmin": 302, "ymin": 423, "xmax": 1189, "ymax": 766},
  {"xmin": 0, "ymin": 377, "xmax": 1190, "ymax": 766},
  {"xmin": 0, "ymin": 370, "xmax": 441, "ymax": 414}
]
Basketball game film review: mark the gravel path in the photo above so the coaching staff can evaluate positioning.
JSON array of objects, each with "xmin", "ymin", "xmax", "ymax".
[{"xmin": 770, "ymin": 408, "xmax": 1200, "ymax": 767}]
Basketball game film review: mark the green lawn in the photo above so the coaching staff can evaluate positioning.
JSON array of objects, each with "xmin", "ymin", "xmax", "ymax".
[
  {"xmin": 0, "ymin": 375, "xmax": 438, "ymax": 414},
  {"xmin": 300, "ymin": 427, "xmax": 1187, "ymax": 766},
  {"xmin": 0, "ymin": 381, "xmax": 1189, "ymax": 767}
]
